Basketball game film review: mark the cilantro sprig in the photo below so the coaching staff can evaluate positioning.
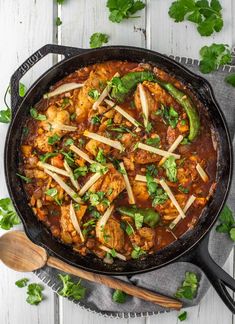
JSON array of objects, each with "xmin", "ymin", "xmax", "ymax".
[
  {"xmin": 0, "ymin": 198, "xmax": 21, "ymax": 230},
  {"xmin": 58, "ymin": 274, "xmax": 86, "ymax": 300},
  {"xmin": 225, "ymin": 73, "xmax": 235, "ymax": 87},
  {"xmin": 26, "ymin": 283, "xmax": 44, "ymax": 305},
  {"xmin": 216, "ymin": 205, "xmax": 235, "ymax": 241},
  {"xmin": 90, "ymin": 33, "xmax": 109, "ymax": 48},
  {"xmin": 112, "ymin": 289, "xmax": 127, "ymax": 303},
  {"xmin": 169, "ymin": 0, "xmax": 223, "ymax": 37},
  {"xmin": 175, "ymin": 272, "xmax": 199, "ymax": 300},
  {"xmin": 106, "ymin": 0, "xmax": 145, "ymax": 23}
]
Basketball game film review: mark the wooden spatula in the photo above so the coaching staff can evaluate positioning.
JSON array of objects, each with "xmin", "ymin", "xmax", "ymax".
[{"xmin": 0, "ymin": 230, "xmax": 182, "ymax": 310}]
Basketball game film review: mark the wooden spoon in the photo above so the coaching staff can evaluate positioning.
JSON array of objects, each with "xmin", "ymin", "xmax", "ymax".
[{"xmin": 0, "ymin": 231, "xmax": 182, "ymax": 310}]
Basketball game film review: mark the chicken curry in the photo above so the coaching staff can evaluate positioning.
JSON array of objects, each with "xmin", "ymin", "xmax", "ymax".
[{"xmin": 19, "ymin": 61, "xmax": 217, "ymax": 263}]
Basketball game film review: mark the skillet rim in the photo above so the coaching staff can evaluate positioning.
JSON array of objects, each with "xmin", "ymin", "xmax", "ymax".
[{"xmin": 4, "ymin": 45, "xmax": 233, "ymax": 275}]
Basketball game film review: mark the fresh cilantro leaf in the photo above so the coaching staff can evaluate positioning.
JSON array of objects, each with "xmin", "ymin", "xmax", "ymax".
[
  {"xmin": 107, "ymin": 0, "xmax": 145, "ymax": 23},
  {"xmin": 16, "ymin": 173, "xmax": 32, "ymax": 183},
  {"xmin": 64, "ymin": 138, "xmax": 74, "ymax": 146},
  {"xmin": 90, "ymin": 163, "xmax": 108, "ymax": 174},
  {"xmin": 26, "ymin": 283, "xmax": 44, "ymax": 305},
  {"xmin": 96, "ymin": 149, "xmax": 106, "ymax": 164},
  {"xmin": 169, "ymin": 0, "xmax": 223, "ymax": 37},
  {"xmin": 146, "ymin": 164, "xmax": 158, "ymax": 176},
  {"xmin": 30, "ymin": 107, "xmax": 47, "ymax": 121},
  {"xmin": 159, "ymin": 104, "xmax": 179, "ymax": 128},
  {"xmin": 88, "ymin": 89, "xmax": 100, "ymax": 100},
  {"xmin": 225, "ymin": 73, "xmax": 235, "ymax": 87},
  {"xmin": 39, "ymin": 152, "xmax": 58, "ymax": 163},
  {"xmin": 91, "ymin": 115, "xmax": 101, "ymax": 125},
  {"xmin": 178, "ymin": 311, "xmax": 187, "ymax": 321},
  {"xmin": 146, "ymin": 121, "xmax": 153, "ymax": 133},
  {"xmin": 152, "ymin": 190, "xmax": 168, "ymax": 206},
  {"xmin": 58, "ymin": 274, "xmax": 86, "ymax": 300},
  {"xmin": 56, "ymin": 17, "xmax": 62, "ymax": 26},
  {"xmin": 74, "ymin": 166, "xmax": 88, "ymax": 179},
  {"xmin": 70, "ymin": 112, "xmax": 76, "ymax": 121},
  {"xmin": 19, "ymin": 83, "xmax": 27, "ymax": 97},
  {"xmin": 110, "ymin": 248, "xmax": 117, "ymax": 257},
  {"xmin": 163, "ymin": 156, "xmax": 178, "ymax": 182},
  {"xmin": 0, "ymin": 108, "xmax": 11, "ymax": 123},
  {"xmin": 112, "ymin": 289, "xmax": 127, "ymax": 303},
  {"xmin": 0, "ymin": 198, "xmax": 21, "ymax": 230},
  {"xmin": 199, "ymin": 43, "xmax": 232, "ymax": 73},
  {"xmin": 48, "ymin": 134, "xmax": 60, "ymax": 145},
  {"xmin": 134, "ymin": 213, "xmax": 144, "ymax": 229},
  {"xmin": 145, "ymin": 136, "xmax": 160, "ymax": 147},
  {"xmin": 15, "ymin": 278, "xmax": 29, "ymax": 288},
  {"xmin": 146, "ymin": 171, "xmax": 168, "ymax": 206},
  {"xmin": 89, "ymin": 33, "xmax": 109, "ymax": 48},
  {"xmin": 131, "ymin": 245, "xmax": 146, "ymax": 259},
  {"xmin": 175, "ymin": 272, "xmax": 199, "ymax": 300},
  {"xmin": 125, "ymin": 221, "xmax": 135, "ymax": 235},
  {"xmin": 45, "ymin": 188, "xmax": 62, "ymax": 206},
  {"xmin": 178, "ymin": 185, "xmax": 189, "ymax": 194}
]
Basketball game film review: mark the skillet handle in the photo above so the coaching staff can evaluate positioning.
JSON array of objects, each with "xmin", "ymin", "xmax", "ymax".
[
  {"xmin": 10, "ymin": 44, "xmax": 87, "ymax": 114},
  {"xmin": 186, "ymin": 235, "xmax": 235, "ymax": 313}
]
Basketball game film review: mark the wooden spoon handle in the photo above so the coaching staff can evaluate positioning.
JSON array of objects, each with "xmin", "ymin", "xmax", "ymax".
[{"xmin": 47, "ymin": 256, "xmax": 182, "ymax": 310}]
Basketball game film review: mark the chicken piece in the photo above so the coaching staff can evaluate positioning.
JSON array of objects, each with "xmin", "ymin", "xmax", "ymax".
[
  {"xmin": 76, "ymin": 63, "xmax": 115, "ymax": 122},
  {"xmin": 133, "ymin": 149, "xmax": 161, "ymax": 164},
  {"xmin": 99, "ymin": 218, "xmax": 125, "ymax": 251},
  {"xmin": 123, "ymin": 157, "xmax": 135, "ymax": 171},
  {"xmin": 120, "ymin": 133, "xmax": 134, "ymax": 149},
  {"xmin": 34, "ymin": 133, "xmax": 53, "ymax": 153},
  {"xmin": 45, "ymin": 106, "xmax": 70, "ymax": 126},
  {"xmin": 60, "ymin": 205, "xmax": 83, "ymax": 245},
  {"xmin": 166, "ymin": 126, "xmax": 177, "ymax": 145},
  {"xmin": 155, "ymin": 194, "xmax": 187, "ymax": 221},
  {"xmin": 85, "ymin": 139, "xmax": 110, "ymax": 157},
  {"xmin": 130, "ymin": 227, "xmax": 155, "ymax": 251},
  {"xmin": 75, "ymin": 205, "xmax": 87, "ymax": 223},
  {"xmin": 113, "ymin": 112, "xmax": 122, "ymax": 124},
  {"xmin": 177, "ymin": 158, "xmax": 198, "ymax": 186},
  {"xmin": 132, "ymin": 181, "xmax": 149, "ymax": 202},
  {"xmin": 134, "ymin": 84, "xmax": 158, "ymax": 114}
]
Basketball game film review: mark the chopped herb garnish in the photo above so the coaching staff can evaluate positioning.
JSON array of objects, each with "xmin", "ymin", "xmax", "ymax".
[
  {"xmin": 64, "ymin": 138, "xmax": 74, "ymax": 146},
  {"xmin": 181, "ymin": 119, "xmax": 186, "ymax": 125},
  {"xmin": 88, "ymin": 89, "xmax": 100, "ymax": 100},
  {"xmin": 74, "ymin": 166, "xmax": 89, "ymax": 179},
  {"xmin": 112, "ymin": 289, "xmax": 127, "ymax": 303},
  {"xmin": 15, "ymin": 278, "xmax": 29, "ymax": 288},
  {"xmin": 131, "ymin": 245, "xmax": 146, "ymax": 259},
  {"xmin": 70, "ymin": 112, "xmax": 76, "ymax": 121},
  {"xmin": 55, "ymin": 16, "xmax": 62, "ymax": 26},
  {"xmin": 96, "ymin": 149, "xmax": 106, "ymax": 164},
  {"xmin": 175, "ymin": 272, "xmax": 199, "ymax": 300},
  {"xmin": 45, "ymin": 188, "xmax": 62, "ymax": 206},
  {"xmin": 158, "ymin": 104, "xmax": 179, "ymax": 128},
  {"xmin": 19, "ymin": 83, "xmax": 27, "ymax": 97},
  {"xmin": 26, "ymin": 283, "xmax": 44, "ymax": 305},
  {"xmin": 58, "ymin": 274, "xmax": 86, "ymax": 300},
  {"xmin": 146, "ymin": 121, "xmax": 153, "ymax": 133},
  {"xmin": 30, "ymin": 107, "xmax": 47, "ymax": 121},
  {"xmin": 90, "ymin": 163, "xmax": 107, "ymax": 174},
  {"xmin": 181, "ymin": 138, "xmax": 190, "ymax": 145},
  {"xmin": 39, "ymin": 152, "xmax": 58, "ymax": 163},
  {"xmin": 61, "ymin": 151, "xmax": 74, "ymax": 165},
  {"xmin": 89, "ymin": 32, "xmax": 109, "ymax": 48},
  {"xmin": 134, "ymin": 213, "xmax": 144, "ymax": 229},
  {"xmin": 16, "ymin": 173, "xmax": 32, "ymax": 183},
  {"xmin": 61, "ymin": 97, "xmax": 70, "ymax": 108},
  {"xmin": 48, "ymin": 134, "xmax": 60, "ymax": 145},
  {"xmin": 178, "ymin": 185, "xmax": 189, "ymax": 194},
  {"xmin": 146, "ymin": 164, "xmax": 158, "ymax": 176},
  {"xmin": 146, "ymin": 136, "xmax": 160, "ymax": 147},
  {"xmin": 163, "ymin": 156, "xmax": 178, "ymax": 182},
  {"xmin": 178, "ymin": 311, "xmax": 187, "ymax": 321},
  {"xmin": 146, "ymin": 172, "xmax": 168, "ymax": 206},
  {"xmin": 0, "ymin": 198, "xmax": 21, "ymax": 230},
  {"xmin": 22, "ymin": 127, "xmax": 29, "ymax": 136},
  {"xmin": 91, "ymin": 115, "xmax": 101, "ymax": 125}
]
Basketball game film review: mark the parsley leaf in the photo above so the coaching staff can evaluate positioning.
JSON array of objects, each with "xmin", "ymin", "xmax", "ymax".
[
  {"xmin": 134, "ymin": 212, "xmax": 144, "ymax": 229},
  {"xmin": 30, "ymin": 107, "xmax": 47, "ymax": 121},
  {"xmin": 178, "ymin": 311, "xmax": 187, "ymax": 321},
  {"xmin": 225, "ymin": 73, "xmax": 235, "ymax": 87},
  {"xmin": 169, "ymin": 0, "xmax": 223, "ymax": 37},
  {"xmin": 199, "ymin": 43, "xmax": 232, "ymax": 74},
  {"xmin": 48, "ymin": 134, "xmax": 60, "ymax": 145},
  {"xmin": 89, "ymin": 33, "xmax": 109, "ymax": 48},
  {"xmin": 216, "ymin": 205, "xmax": 235, "ymax": 241},
  {"xmin": 96, "ymin": 149, "xmax": 106, "ymax": 164},
  {"xmin": 146, "ymin": 172, "xmax": 168, "ymax": 206},
  {"xmin": 107, "ymin": 0, "xmax": 145, "ymax": 23},
  {"xmin": 175, "ymin": 272, "xmax": 199, "ymax": 300},
  {"xmin": 0, "ymin": 108, "xmax": 11, "ymax": 123},
  {"xmin": 90, "ymin": 163, "xmax": 107, "ymax": 174},
  {"xmin": 74, "ymin": 166, "xmax": 89, "ymax": 179},
  {"xmin": 45, "ymin": 188, "xmax": 62, "ymax": 206},
  {"xmin": 158, "ymin": 104, "xmax": 179, "ymax": 128},
  {"xmin": 145, "ymin": 136, "xmax": 160, "ymax": 147},
  {"xmin": 112, "ymin": 289, "xmax": 127, "ymax": 303},
  {"xmin": 56, "ymin": 17, "xmax": 62, "ymax": 26},
  {"xmin": 58, "ymin": 274, "xmax": 86, "ymax": 300},
  {"xmin": 88, "ymin": 89, "xmax": 100, "ymax": 100},
  {"xmin": 64, "ymin": 138, "xmax": 74, "ymax": 146},
  {"xmin": 0, "ymin": 198, "xmax": 21, "ymax": 230},
  {"xmin": 15, "ymin": 278, "xmax": 29, "ymax": 288},
  {"xmin": 131, "ymin": 245, "xmax": 146, "ymax": 259},
  {"xmin": 163, "ymin": 156, "xmax": 178, "ymax": 182},
  {"xmin": 26, "ymin": 283, "xmax": 44, "ymax": 305}
]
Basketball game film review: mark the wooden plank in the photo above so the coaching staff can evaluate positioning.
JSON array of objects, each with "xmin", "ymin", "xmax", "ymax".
[
  {"xmin": 0, "ymin": 1, "xmax": 56, "ymax": 324},
  {"xmin": 148, "ymin": 0, "xmax": 233, "ymax": 58},
  {"xmin": 60, "ymin": 1, "xmax": 146, "ymax": 323}
]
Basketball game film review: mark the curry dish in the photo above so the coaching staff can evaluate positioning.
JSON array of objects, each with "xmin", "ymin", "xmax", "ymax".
[{"xmin": 20, "ymin": 61, "xmax": 217, "ymax": 262}]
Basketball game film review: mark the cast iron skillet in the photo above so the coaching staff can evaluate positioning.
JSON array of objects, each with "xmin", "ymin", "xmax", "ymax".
[{"xmin": 5, "ymin": 44, "xmax": 235, "ymax": 312}]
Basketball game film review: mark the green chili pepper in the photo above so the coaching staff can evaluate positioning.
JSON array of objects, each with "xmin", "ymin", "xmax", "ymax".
[
  {"xmin": 117, "ymin": 206, "xmax": 160, "ymax": 228},
  {"xmin": 157, "ymin": 82, "xmax": 200, "ymax": 141},
  {"xmin": 110, "ymin": 71, "xmax": 156, "ymax": 103}
]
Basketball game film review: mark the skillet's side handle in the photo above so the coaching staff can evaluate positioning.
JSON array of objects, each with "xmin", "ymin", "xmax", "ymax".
[
  {"xmin": 187, "ymin": 235, "xmax": 235, "ymax": 313},
  {"xmin": 10, "ymin": 44, "xmax": 88, "ymax": 115}
]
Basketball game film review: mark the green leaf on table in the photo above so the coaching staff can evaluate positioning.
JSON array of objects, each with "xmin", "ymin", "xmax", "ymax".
[
  {"xmin": 89, "ymin": 33, "xmax": 109, "ymax": 48},
  {"xmin": 225, "ymin": 73, "xmax": 235, "ymax": 87},
  {"xmin": 107, "ymin": 0, "xmax": 145, "ymax": 23},
  {"xmin": 26, "ymin": 283, "xmax": 44, "ymax": 305},
  {"xmin": 58, "ymin": 274, "xmax": 86, "ymax": 300},
  {"xmin": 0, "ymin": 198, "xmax": 21, "ymax": 230},
  {"xmin": 199, "ymin": 43, "xmax": 232, "ymax": 74},
  {"xmin": 163, "ymin": 156, "xmax": 178, "ymax": 182},
  {"xmin": 216, "ymin": 205, "xmax": 235, "ymax": 241},
  {"xmin": 175, "ymin": 272, "xmax": 199, "ymax": 300},
  {"xmin": 169, "ymin": 0, "xmax": 223, "ymax": 37},
  {"xmin": 15, "ymin": 278, "xmax": 29, "ymax": 288},
  {"xmin": 112, "ymin": 289, "xmax": 127, "ymax": 303},
  {"xmin": 178, "ymin": 311, "xmax": 187, "ymax": 321},
  {"xmin": 56, "ymin": 17, "xmax": 62, "ymax": 26},
  {"xmin": 0, "ymin": 108, "xmax": 11, "ymax": 123}
]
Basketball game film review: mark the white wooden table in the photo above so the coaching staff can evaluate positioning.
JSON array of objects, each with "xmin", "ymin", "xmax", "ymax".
[{"xmin": 0, "ymin": 1, "xmax": 234, "ymax": 323}]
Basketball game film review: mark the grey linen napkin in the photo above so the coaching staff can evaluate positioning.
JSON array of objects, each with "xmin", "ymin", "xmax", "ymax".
[{"xmin": 35, "ymin": 57, "xmax": 235, "ymax": 318}]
